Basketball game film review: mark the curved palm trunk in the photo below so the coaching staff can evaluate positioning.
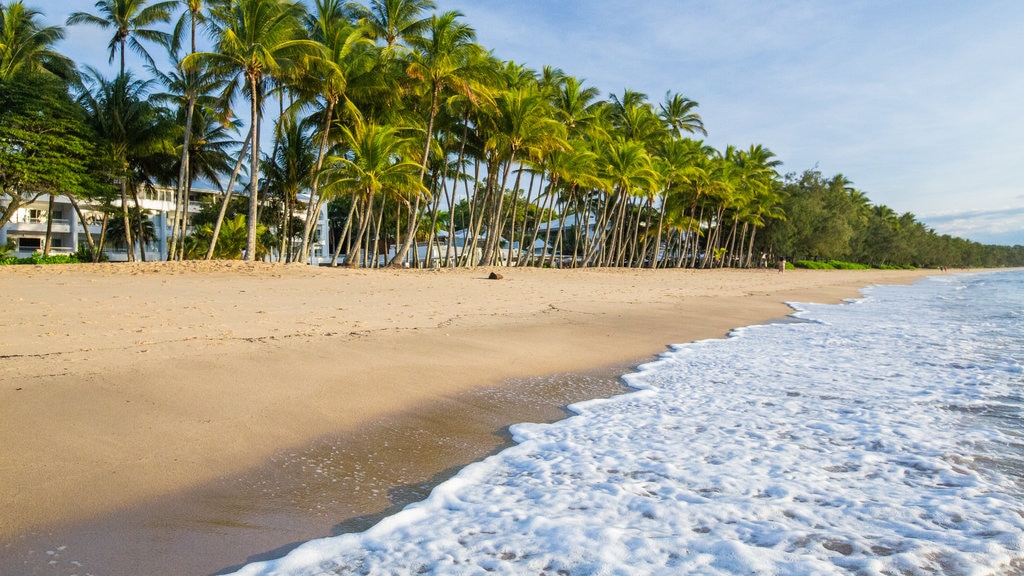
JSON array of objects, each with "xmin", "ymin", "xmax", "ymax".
[
  {"xmin": 329, "ymin": 197, "xmax": 358, "ymax": 266},
  {"xmin": 479, "ymin": 152, "xmax": 516, "ymax": 266},
  {"xmin": 745, "ymin": 225, "xmax": 759, "ymax": 268},
  {"xmin": 169, "ymin": 94, "xmax": 196, "ymax": 260},
  {"xmin": 207, "ymin": 132, "xmax": 251, "ymax": 260},
  {"xmin": 504, "ymin": 161, "xmax": 527, "ymax": 266},
  {"xmin": 346, "ymin": 191, "xmax": 374, "ymax": 267},
  {"xmin": 129, "ymin": 184, "xmax": 148, "ymax": 262},
  {"xmin": 390, "ymin": 84, "xmax": 441, "ymax": 268},
  {"xmin": 299, "ymin": 98, "xmax": 336, "ymax": 264},
  {"xmin": 117, "ymin": 176, "xmax": 134, "ymax": 261},
  {"xmin": 67, "ymin": 194, "xmax": 96, "ymax": 255}
]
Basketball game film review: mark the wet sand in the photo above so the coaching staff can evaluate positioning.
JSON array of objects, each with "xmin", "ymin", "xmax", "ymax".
[{"xmin": 0, "ymin": 263, "xmax": 936, "ymax": 575}]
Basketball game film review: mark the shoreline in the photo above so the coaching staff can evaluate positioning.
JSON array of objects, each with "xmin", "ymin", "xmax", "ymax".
[{"xmin": 0, "ymin": 263, "xmax": 936, "ymax": 574}]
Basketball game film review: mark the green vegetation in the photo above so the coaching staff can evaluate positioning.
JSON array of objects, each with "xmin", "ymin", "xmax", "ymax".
[
  {"xmin": 0, "ymin": 252, "xmax": 80, "ymax": 265},
  {"xmin": 1, "ymin": 0, "xmax": 1021, "ymax": 268}
]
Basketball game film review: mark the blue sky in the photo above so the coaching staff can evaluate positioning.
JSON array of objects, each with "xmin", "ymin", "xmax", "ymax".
[{"xmin": 39, "ymin": 0, "xmax": 1024, "ymax": 246}]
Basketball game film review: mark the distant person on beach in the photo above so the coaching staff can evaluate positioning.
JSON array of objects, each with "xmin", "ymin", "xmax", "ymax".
[{"xmin": 778, "ymin": 258, "xmax": 786, "ymax": 273}]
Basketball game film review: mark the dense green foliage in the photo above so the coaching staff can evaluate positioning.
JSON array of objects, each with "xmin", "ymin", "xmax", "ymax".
[
  {"xmin": 0, "ymin": 252, "xmax": 80, "ymax": 265},
  {"xmin": 1, "ymin": 0, "xmax": 1021, "ymax": 268}
]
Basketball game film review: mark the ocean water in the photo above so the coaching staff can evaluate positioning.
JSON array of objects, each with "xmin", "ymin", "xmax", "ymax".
[{"xmin": 232, "ymin": 270, "xmax": 1024, "ymax": 576}]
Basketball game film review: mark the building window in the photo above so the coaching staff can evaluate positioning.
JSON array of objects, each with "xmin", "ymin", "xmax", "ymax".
[{"xmin": 18, "ymin": 237, "xmax": 41, "ymax": 250}]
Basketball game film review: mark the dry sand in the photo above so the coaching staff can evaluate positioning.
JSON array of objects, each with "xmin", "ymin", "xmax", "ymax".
[{"xmin": 0, "ymin": 262, "xmax": 935, "ymax": 574}]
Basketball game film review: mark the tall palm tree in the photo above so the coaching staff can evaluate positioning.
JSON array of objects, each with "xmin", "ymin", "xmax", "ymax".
[
  {"xmin": 150, "ymin": 52, "xmax": 227, "ymax": 258},
  {"xmin": 263, "ymin": 113, "xmax": 314, "ymax": 261},
  {"xmin": 296, "ymin": 0, "xmax": 375, "ymax": 262},
  {"xmin": 346, "ymin": 0, "xmax": 435, "ymax": 50},
  {"xmin": 319, "ymin": 119, "xmax": 426, "ymax": 267},
  {"xmin": 67, "ymin": 0, "xmax": 176, "ymax": 74},
  {"xmin": 659, "ymin": 91, "xmax": 706, "ymax": 139},
  {"xmin": 1, "ymin": 1, "xmax": 74, "ymax": 81},
  {"xmin": 390, "ymin": 9, "xmax": 484, "ymax": 267},
  {"xmin": 594, "ymin": 137, "xmax": 659, "ymax": 266},
  {"xmin": 185, "ymin": 0, "xmax": 318, "ymax": 260},
  {"xmin": 478, "ymin": 83, "xmax": 567, "ymax": 266},
  {"xmin": 78, "ymin": 68, "xmax": 176, "ymax": 261}
]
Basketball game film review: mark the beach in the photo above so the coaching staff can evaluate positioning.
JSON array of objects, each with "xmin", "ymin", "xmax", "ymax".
[{"xmin": 0, "ymin": 263, "xmax": 935, "ymax": 574}]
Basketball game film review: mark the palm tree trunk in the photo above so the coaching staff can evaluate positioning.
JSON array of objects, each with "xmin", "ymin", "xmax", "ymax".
[
  {"xmin": 42, "ymin": 194, "xmax": 55, "ymax": 255},
  {"xmin": 244, "ymin": 76, "xmax": 260, "ymax": 261},
  {"xmin": 330, "ymin": 197, "xmax": 358, "ymax": 266},
  {"xmin": 207, "ymin": 131, "xmax": 251, "ymax": 260},
  {"xmin": 130, "ymin": 184, "xmax": 147, "ymax": 262},
  {"xmin": 169, "ymin": 94, "xmax": 196, "ymax": 260},
  {"xmin": 119, "ymin": 177, "xmax": 134, "ymax": 262},
  {"xmin": 300, "ymin": 98, "xmax": 336, "ymax": 263},
  {"xmin": 95, "ymin": 212, "xmax": 110, "ymax": 262},
  {"xmin": 67, "ymin": 194, "xmax": 96, "ymax": 254}
]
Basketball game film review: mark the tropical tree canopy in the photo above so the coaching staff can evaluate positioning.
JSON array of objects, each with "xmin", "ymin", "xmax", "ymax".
[{"xmin": 0, "ymin": 1, "xmax": 1018, "ymax": 268}]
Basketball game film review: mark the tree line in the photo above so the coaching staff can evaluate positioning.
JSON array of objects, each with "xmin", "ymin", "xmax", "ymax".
[{"xmin": 2, "ymin": 0, "xmax": 1021, "ymax": 268}]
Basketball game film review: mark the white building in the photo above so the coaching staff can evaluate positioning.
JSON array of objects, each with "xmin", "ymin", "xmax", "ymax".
[{"xmin": 2, "ymin": 188, "xmax": 333, "ymax": 263}]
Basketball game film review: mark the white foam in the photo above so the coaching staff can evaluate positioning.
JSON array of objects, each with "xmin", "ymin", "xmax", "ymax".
[{"xmin": 230, "ymin": 271, "xmax": 1024, "ymax": 575}]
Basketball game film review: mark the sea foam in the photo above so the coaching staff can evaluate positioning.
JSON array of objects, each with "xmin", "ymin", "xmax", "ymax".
[{"xmin": 231, "ymin": 271, "xmax": 1024, "ymax": 575}]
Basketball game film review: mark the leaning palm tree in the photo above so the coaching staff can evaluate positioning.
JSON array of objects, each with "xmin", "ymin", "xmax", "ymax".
[
  {"xmin": 389, "ymin": 9, "xmax": 485, "ymax": 267},
  {"xmin": 319, "ymin": 119, "xmax": 426, "ymax": 267},
  {"xmin": 78, "ymin": 68, "xmax": 176, "ymax": 261},
  {"xmin": 67, "ymin": 0, "xmax": 176, "ymax": 74},
  {"xmin": 1, "ymin": 1, "xmax": 74, "ymax": 81},
  {"xmin": 184, "ymin": 0, "xmax": 318, "ymax": 260},
  {"xmin": 150, "ymin": 52, "xmax": 227, "ymax": 258},
  {"xmin": 295, "ymin": 0, "xmax": 375, "ymax": 262}
]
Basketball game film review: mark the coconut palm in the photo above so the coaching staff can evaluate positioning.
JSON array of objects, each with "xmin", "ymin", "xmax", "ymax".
[
  {"xmin": 319, "ymin": 119, "xmax": 426, "ymax": 267},
  {"xmin": 263, "ymin": 113, "xmax": 314, "ymax": 261},
  {"xmin": 67, "ymin": 0, "xmax": 176, "ymax": 74},
  {"xmin": 296, "ymin": 0, "xmax": 375, "ymax": 262},
  {"xmin": 346, "ymin": 0, "xmax": 435, "ymax": 50},
  {"xmin": 150, "ymin": 51, "xmax": 228, "ymax": 258},
  {"xmin": 594, "ymin": 137, "xmax": 659, "ymax": 266},
  {"xmin": 390, "ymin": 9, "xmax": 485, "ymax": 267},
  {"xmin": 77, "ymin": 68, "xmax": 176, "ymax": 261},
  {"xmin": 1, "ymin": 1, "xmax": 74, "ymax": 81},
  {"xmin": 659, "ymin": 91, "xmax": 706, "ymax": 139},
  {"xmin": 185, "ymin": 0, "xmax": 318, "ymax": 260},
  {"xmin": 477, "ymin": 82, "xmax": 567, "ymax": 265}
]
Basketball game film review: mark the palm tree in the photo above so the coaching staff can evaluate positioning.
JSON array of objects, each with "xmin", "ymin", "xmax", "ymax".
[
  {"xmin": 1, "ymin": 1, "xmax": 74, "ymax": 81},
  {"xmin": 78, "ymin": 68, "xmax": 176, "ymax": 261},
  {"xmin": 346, "ymin": 0, "xmax": 435, "ymax": 50},
  {"xmin": 594, "ymin": 137, "xmax": 659, "ymax": 266},
  {"xmin": 67, "ymin": 0, "xmax": 176, "ymax": 74},
  {"xmin": 659, "ymin": 91, "xmax": 706, "ymax": 139},
  {"xmin": 263, "ymin": 113, "xmax": 314, "ymax": 261},
  {"xmin": 185, "ymin": 0, "xmax": 318, "ymax": 260},
  {"xmin": 319, "ymin": 119, "xmax": 426, "ymax": 267},
  {"xmin": 390, "ymin": 9, "xmax": 484, "ymax": 267},
  {"xmin": 296, "ymin": 0, "xmax": 375, "ymax": 262},
  {"xmin": 150, "ymin": 52, "xmax": 227, "ymax": 259},
  {"xmin": 477, "ymin": 82, "xmax": 567, "ymax": 265}
]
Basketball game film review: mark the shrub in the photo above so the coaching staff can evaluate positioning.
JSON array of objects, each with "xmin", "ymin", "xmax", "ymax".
[
  {"xmin": 74, "ymin": 245, "xmax": 108, "ymax": 263},
  {"xmin": 827, "ymin": 260, "xmax": 871, "ymax": 270},
  {"xmin": 794, "ymin": 260, "xmax": 833, "ymax": 269},
  {"xmin": 0, "ymin": 252, "xmax": 81, "ymax": 265}
]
